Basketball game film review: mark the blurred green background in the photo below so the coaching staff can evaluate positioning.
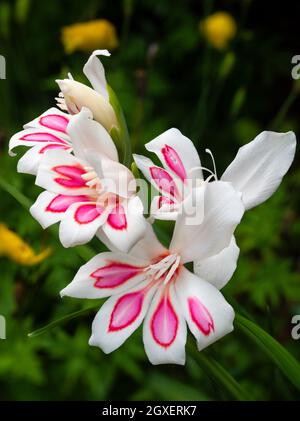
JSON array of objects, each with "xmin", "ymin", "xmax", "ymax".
[{"xmin": 0, "ymin": 0, "xmax": 300, "ymax": 401}]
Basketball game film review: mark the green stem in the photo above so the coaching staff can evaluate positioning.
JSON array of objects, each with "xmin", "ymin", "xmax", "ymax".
[
  {"xmin": 235, "ymin": 313, "xmax": 300, "ymax": 391},
  {"xmin": 28, "ymin": 305, "xmax": 99, "ymax": 338},
  {"xmin": 270, "ymin": 87, "xmax": 299, "ymax": 130},
  {"xmin": 187, "ymin": 342, "xmax": 253, "ymax": 401},
  {"xmin": 0, "ymin": 177, "xmax": 31, "ymax": 209}
]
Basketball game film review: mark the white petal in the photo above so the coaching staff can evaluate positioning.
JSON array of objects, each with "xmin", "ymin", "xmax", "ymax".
[
  {"xmin": 60, "ymin": 252, "xmax": 149, "ymax": 299},
  {"xmin": 170, "ymin": 181, "xmax": 244, "ymax": 263},
  {"xmin": 17, "ymin": 143, "xmax": 71, "ymax": 175},
  {"xmin": 145, "ymin": 128, "xmax": 202, "ymax": 182},
  {"xmin": 67, "ymin": 107, "xmax": 118, "ymax": 162},
  {"xmin": 9, "ymin": 127, "xmax": 69, "ymax": 157},
  {"xmin": 129, "ymin": 222, "xmax": 167, "ymax": 261},
  {"xmin": 89, "ymin": 280, "xmax": 157, "ymax": 354},
  {"xmin": 101, "ymin": 196, "xmax": 147, "ymax": 253},
  {"xmin": 193, "ymin": 236, "xmax": 239, "ymax": 290},
  {"xmin": 133, "ymin": 154, "xmax": 182, "ymax": 201},
  {"xmin": 35, "ymin": 149, "xmax": 91, "ymax": 196},
  {"xmin": 83, "ymin": 50, "xmax": 110, "ymax": 99},
  {"xmin": 87, "ymin": 152, "xmax": 136, "ymax": 199},
  {"xmin": 143, "ymin": 284, "xmax": 187, "ymax": 365},
  {"xmin": 59, "ymin": 201, "xmax": 108, "ymax": 248},
  {"xmin": 30, "ymin": 191, "xmax": 66, "ymax": 228},
  {"xmin": 175, "ymin": 268, "xmax": 235, "ymax": 351},
  {"xmin": 150, "ymin": 195, "xmax": 179, "ymax": 221},
  {"xmin": 23, "ymin": 107, "xmax": 71, "ymax": 134},
  {"xmin": 221, "ymin": 131, "xmax": 296, "ymax": 210}
]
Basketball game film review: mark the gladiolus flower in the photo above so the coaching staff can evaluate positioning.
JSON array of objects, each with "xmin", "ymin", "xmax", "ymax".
[
  {"xmin": 134, "ymin": 128, "xmax": 296, "ymax": 288},
  {"xmin": 29, "ymin": 108, "xmax": 146, "ymax": 251},
  {"xmin": 62, "ymin": 20, "xmax": 119, "ymax": 54},
  {"xmin": 61, "ymin": 181, "xmax": 244, "ymax": 365},
  {"xmin": 200, "ymin": 11, "xmax": 237, "ymax": 50},
  {"xmin": 0, "ymin": 223, "xmax": 51, "ymax": 266}
]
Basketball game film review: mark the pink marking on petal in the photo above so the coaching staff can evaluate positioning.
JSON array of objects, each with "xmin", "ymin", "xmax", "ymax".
[
  {"xmin": 74, "ymin": 204, "xmax": 104, "ymax": 224},
  {"xmin": 107, "ymin": 204, "xmax": 127, "ymax": 230},
  {"xmin": 46, "ymin": 194, "xmax": 91, "ymax": 213},
  {"xmin": 91, "ymin": 262, "xmax": 143, "ymax": 289},
  {"xmin": 20, "ymin": 132, "xmax": 66, "ymax": 144},
  {"xmin": 108, "ymin": 291, "xmax": 144, "ymax": 331},
  {"xmin": 53, "ymin": 165, "xmax": 87, "ymax": 188},
  {"xmin": 39, "ymin": 114, "xmax": 69, "ymax": 133},
  {"xmin": 151, "ymin": 296, "xmax": 178, "ymax": 347},
  {"xmin": 39, "ymin": 144, "xmax": 70, "ymax": 154},
  {"xmin": 150, "ymin": 166, "xmax": 179, "ymax": 198},
  {"xmin": 188, "ymin": 297, "xmax": 214, "ymax": 336},
  {"xmin": 158, "ymin": 196, "xmax": 175, "ymax": 209},
  {"xmin": 162, "ymin": 144, "xmax": 187, "ymax": 182}
]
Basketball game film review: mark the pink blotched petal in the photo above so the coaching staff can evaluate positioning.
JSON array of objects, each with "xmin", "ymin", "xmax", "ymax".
[
  {"xmin": 161, "ymin": 144, "xmax": 187, "ymax": 182},
  {"xmin": 188, "ymin": 297, "xmax": 214, "ymax": 336},
  {"xmin": 175, "ymin": 268, "xmax": 234, "ymax": 352},
  {"xmin": 53, "ymin": 165, "xmax": 87, "ymax": 189},
  {"xmin": 108, "ymin": 291, "xmax": 144, "ymax": 332},
  {"xmin": 46, "ymin": 194, "xmax": 91, "ymax": 213},
  {"xmin": 91, "ymin": 262, "xmax": 143, "ymax": 289},
  {"xmin": 39, "ymin": 113, "xmax": 69, "ymax": 133},
  {"xmin": 60, "ymin": 252, "xmax": 149, "ymax": 299},
  {"xmin": 88, "ymin": 280, "xmax": 157, "ymax": 353},
  {"xmin": 106, "ymin": 204, "xmax": 127, "ymax": 230},
  {"xmin": 149, "ymin": 166, "xmax": 179, "ymax": 198},
  {"xmin": 74, "ymin": 203, "xmax": 104, "ymax": 224},
  {"xmin": 21, "ymin": 132, "xmax": 67, "ymax": 144},
  {"xmin": 151, "ymin": 295, "xmax": 178, "ymax": 347},
  {"xmin": 143, "ymin": 284, "xmax": 187, "ymax": 365}
]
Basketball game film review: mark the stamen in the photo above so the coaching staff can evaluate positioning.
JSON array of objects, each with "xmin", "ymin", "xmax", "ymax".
[
  {"xmin": 163, "ymin": 255, "xmax": 181, "ymax": 285},
  {"xmin": 145, "ymin": 253, "xmax": 180, "ymax": 285},
  {"xmin": 205, "ymin": 148, "xmax": 218, "ymax": 180}
]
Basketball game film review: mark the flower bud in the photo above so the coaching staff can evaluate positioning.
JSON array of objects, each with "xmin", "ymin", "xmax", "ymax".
[{"xmin": 56, "ymin": 79, "xmax": 119, "ymax": 132}]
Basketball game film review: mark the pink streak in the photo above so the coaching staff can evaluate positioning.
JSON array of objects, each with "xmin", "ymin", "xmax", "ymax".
[
  {"xmin": 53, "ymin": 165, "xmax": 87, "ymax": 188},
  {"xmin": 151, "ymin": 295, "xmax": 178, "ymax": 347},
  {"xmin": 107, "ymin": 204, "xmax": 127, "ymax": 230},
  {"xmin": 20, "ymin": 132, "xmax": 66, "ymax": 144},
  {"xmin": 74, "ymin": 203, "xmax": 104, "ymax": 224},
  {"xmin": 108, "ymin": 291, "xmax": 144, "ymax": 331},
  {"xmin": 39, "ymin": 144, "xmax": 70, "ymax": 154},
  {"xmin": 39, "ymin": 114, "xmax": 69, "ymax": 133},
  {"xmin": 161, "ymin": 144, "xmax": 187, "ymax": 182},
  {"xmin": 91, "ymin": 262, "xmax": 143, "ymax": 289},
  {"xmin": 46, "ymin": 194, "xmax": 90, "ymax": 213},
  {"xmin": 188, "ymin": 297, "xmax": 214, "ymax": 336},
  {"xmin": 150, "ymin": 166, "xmax": 179, "ymax": 198}
]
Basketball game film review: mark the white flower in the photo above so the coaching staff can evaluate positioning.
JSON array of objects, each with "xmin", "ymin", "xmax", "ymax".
[
  {"xmin": 29, "ymin": 108, "xmax": 147, "ymax": 252},
  {"xmin": 60, "ymin": 181, "xmax": 244, "ymax": 365},
  {"xmin": 134, "ymin": 128, "xmax": 296, "ymax": 289},
  {"xmin": 56, "ymin": 50, "xmax": 118, "ymax": 132}
]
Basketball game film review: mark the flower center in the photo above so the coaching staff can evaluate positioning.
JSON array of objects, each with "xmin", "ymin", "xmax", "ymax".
[
  {"xmin": 82, "ymin": 166, "xmax": 102, "ymax": 193},
  {"xmin": 145, "ymin": 253, "xmax": 181, "ymax": 285}
]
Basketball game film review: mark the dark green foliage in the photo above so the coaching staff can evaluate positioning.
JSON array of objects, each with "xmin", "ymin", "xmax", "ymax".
[{"xmin": 0, "ymin": 0, "xmax": 299, "ymax": 401}]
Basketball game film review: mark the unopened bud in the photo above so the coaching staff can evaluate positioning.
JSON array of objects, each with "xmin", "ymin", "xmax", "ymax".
[{"xmin": 56, "ymin": 79, "xmax": 119, "ymax": 132}]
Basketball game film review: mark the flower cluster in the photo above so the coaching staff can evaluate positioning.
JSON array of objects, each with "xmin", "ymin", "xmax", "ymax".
[{"xmin": 9, "ymin": 51, "xmax": 296, "ymax": 365}]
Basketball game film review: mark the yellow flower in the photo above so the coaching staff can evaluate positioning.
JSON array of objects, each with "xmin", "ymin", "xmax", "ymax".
[
  {"xmin": 200, "ymin": 12, "xmax": 237, "ymax": 50},
  {"xmin": 0, "ymin": 223, "xmax": 51, "ymax": 266},
  {"xmin": 62, "ymin": 19, "xmax": 119, "ymax": 54}
]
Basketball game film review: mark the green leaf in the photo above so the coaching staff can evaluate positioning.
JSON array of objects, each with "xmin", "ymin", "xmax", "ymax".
[
  {"xmin": 187, "ymin": 342, "xmax": 253, "ymax": 401},
  {"xmin": 28, "ymin": 306, "xmax": 99, "ymax": 338},
  {"xmin": 0, "ymin": 176, "xmax": 31, "ymax": 210},
  {"xmin": 235, "ymin": 313, "xmax": 300, "ymax": 391}
]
